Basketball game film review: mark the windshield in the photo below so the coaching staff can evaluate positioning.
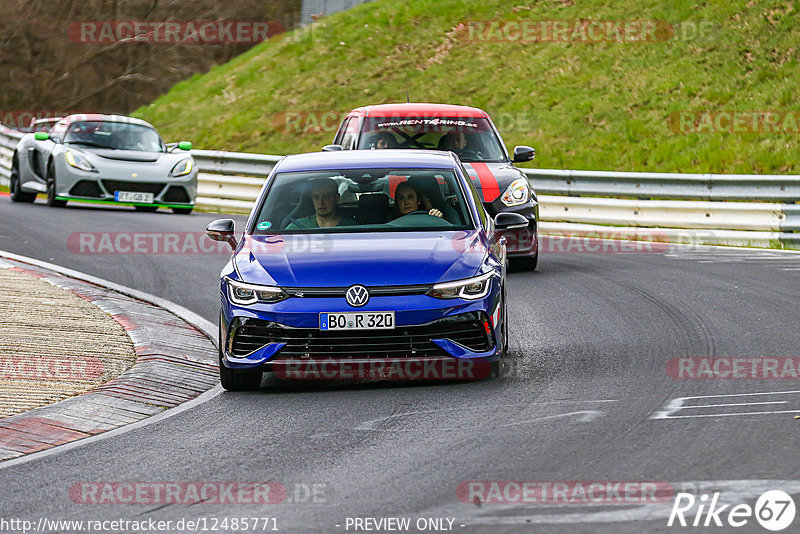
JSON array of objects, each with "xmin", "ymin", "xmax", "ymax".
[
  {"xmin": 64, "ymin": 121, "xmax": 163, "ymax": 152},
  {"xmin": 252, "ymin": 168, "xmax": 474, "ymax": 234},
  {"xmin": 357, "ymin": 117, "xmax": 507, "ymax": 162}
]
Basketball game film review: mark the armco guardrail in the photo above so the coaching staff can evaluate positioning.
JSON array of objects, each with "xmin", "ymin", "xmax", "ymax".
[
  {"xmin": 0, "ymin": 128, "xmax": 796, "ymax": 247},
  {"xmin": 191, "ymin": 149, "xmax": 281, "ymax": 213},
  {"xmin": 524, "ymin": 168, "xmax": 800, "ymax": 202},
  {"xmin": 0, "ymin": 126, "xmax": 23, "ymax": 184}
]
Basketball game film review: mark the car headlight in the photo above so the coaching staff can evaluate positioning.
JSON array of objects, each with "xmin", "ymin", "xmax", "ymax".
[
  {"xmin": 426, "ymin": 272, "xmax": 495, "ymax": 300},
  {"xmin": 226, "ymin": 278, "xmax": 288, "ymax": 305},
  {"xmin": 170, "ymin": 158, "xmax": 193, "ymax": 177},
  {"xmin": 501, "ymin": 178, "xmax": 529, "ymax": 207},
  {"xmin": 65, "ymin": 150, "xmax": 96, "ymax": 172}
]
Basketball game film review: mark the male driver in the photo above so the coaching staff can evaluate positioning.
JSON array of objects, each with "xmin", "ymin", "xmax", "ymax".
[{"xmin": 286, "ymin": 178, "xmax": 356, "ymax": 229}]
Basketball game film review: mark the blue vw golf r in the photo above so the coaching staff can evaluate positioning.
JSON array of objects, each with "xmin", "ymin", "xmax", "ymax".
[{"xmin": 206, "ymin": 150, "xmax": 527, "ymax": 390}]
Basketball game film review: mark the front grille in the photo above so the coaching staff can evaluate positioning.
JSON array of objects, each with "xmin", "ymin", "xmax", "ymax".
[
  {"xmin": 229, "ymin": 313, "xmax": 492, "ymax": 359},
  {"xmin": 284, "ymin": 284, "xmax": 430, "ymax": 298},
  {"xmin": 162, "ymin": 186, "xmax": 191, "ymax": 203},
  {"xmin": 68, "ymin": 180, "xmax": 103, "ymax": 198},
  {"xmin": 102, "ymin": 180, "xmax": 166, "ymax": 195}
]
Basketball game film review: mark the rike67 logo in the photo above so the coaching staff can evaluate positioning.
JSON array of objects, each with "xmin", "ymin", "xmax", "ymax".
[{"xmin": 669, "ymin": 489, "xmax": 796, "ymax": 531}]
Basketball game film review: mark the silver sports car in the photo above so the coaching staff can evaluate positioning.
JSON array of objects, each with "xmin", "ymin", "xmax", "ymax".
[{"xmin": 9, "ymin": 114, "xmax": 197, "ymax": 214}]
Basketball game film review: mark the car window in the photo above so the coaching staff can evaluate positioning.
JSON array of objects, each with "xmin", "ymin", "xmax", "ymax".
[
  {"xmin": 333, "ymin": 117, "xmax": 350, "ymax": 146},
  {"xmin": 339, "ymin": 117, "xmax": 359, "ymax": 150},
  {"xmin": 356, "ymin": 117, "xmax": 506, "ymax": 162},
  {"xmin": 462, "ymin": 164, "xmax": 488, "ymax": 228},
  {"xmin": 64, "ymin": 121, "xmax": 163, "ymax": 152},
  {"xmin": 50, "ymin": 120, "xmax": 68, "ymax": 142},
  {"xmin": 252, "ymin": 168, "xmax": 475, "ymax": 234}
]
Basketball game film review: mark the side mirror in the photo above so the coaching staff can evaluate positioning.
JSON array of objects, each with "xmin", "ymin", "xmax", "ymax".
[
  {"xmin": 34, "ymin": 132, "xmax": 50, "ymax": 141},
  {"xmin": 178, "ymin": 141, "xmax": 192, "ymax": 151},
  {"xmin": 494, "ymin": 212, "xmax": 529, "ymax": 231},
  {"xmin": 512, "ymin": 145, "xmax": 535, "ymax": 163},
  {"xmin": 206, "ymin": 219, "xmax": 237, "ymax": 250},
  {"xmin": 322, "ymin": 144, "xmax": 343, "ymax": 152}
]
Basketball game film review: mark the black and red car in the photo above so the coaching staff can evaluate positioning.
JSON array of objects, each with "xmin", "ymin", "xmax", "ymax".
[{"xmin": 330, "ymin": 103, "xmax": 538, "ymax": 268}]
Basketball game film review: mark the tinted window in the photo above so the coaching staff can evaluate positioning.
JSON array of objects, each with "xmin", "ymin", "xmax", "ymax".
[
  {"xmin": 64, "ymin": 121, "xmax": 163, "ymax": 152},
  {"xmin": 334, "ymin": 117, "xmax": 350, "ymax": 146},
  {"xmin": 339, "ymin": 117, "xmax": 359, "ymax": 150},
  {"xmin": 252, "ymin": 168, "xmax": 474, "ymax": 234},
  {"xmin": 357, "ymin": 117, "xmax": 506, "ymax": 162},
  {"xmin": 463, "ymin": 165, "xmax": 488, "ymax": 228}
]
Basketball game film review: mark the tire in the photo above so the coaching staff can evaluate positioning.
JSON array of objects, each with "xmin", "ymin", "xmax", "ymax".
[
  {"xmin": 219, "ymin": 361, "xmax": 263, "ymax": 391},
  {"xmin": 519, "ymin": 252, "xmax": 538, "ymax": 271},
  {"xmin": 45, "ymin": 161, "xmax": 67, "ymax": 207},
  {"xmin": 172, "ymin": 207, "xmax": 193, "ymax": 215},
  {"xmin": 134, "ymin": 206, "xmax": 159, "ymax": 212},
  {"xmin": 218, "ymin": 321, "xmax": 262, "ymax": 391},
  {"xmin": 9, "ymin": 157, "xmax": 36, "ymax": 203}
]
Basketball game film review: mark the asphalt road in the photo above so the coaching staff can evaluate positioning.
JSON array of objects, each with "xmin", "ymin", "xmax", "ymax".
[{"xmin": 1, "ymin": 198, "xmax": 800, "ymax": 533}]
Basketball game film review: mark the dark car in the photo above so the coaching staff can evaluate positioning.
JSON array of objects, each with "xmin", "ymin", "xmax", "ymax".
[{"xmin": 330, "ymin": 103, "xmax": 539, "ymax": 269}]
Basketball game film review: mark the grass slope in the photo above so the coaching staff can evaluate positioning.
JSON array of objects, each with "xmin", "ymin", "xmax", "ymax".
[{"xmin": 135, "ymin": 0, "xmax": 800, "ymax": 174}]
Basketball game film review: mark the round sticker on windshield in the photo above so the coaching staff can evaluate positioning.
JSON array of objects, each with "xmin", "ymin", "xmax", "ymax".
[{"xmin": 257, "ymin": 221, "xmax": 272, "ymax": 230}]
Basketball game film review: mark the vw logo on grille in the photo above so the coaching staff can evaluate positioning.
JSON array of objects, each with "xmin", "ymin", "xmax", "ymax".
[{"xmin": 345, "ymin": 285, "xmax": 369, "ymax": 307}]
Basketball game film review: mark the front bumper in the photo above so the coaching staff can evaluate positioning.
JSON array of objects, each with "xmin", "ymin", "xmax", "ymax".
[
  {"xmin": 220, "ymin": 296, "xmax": 503, "ymax": 372},
  {"xmin": 54, "ymin": 160, "xmax": 197, "ymax": 208}
]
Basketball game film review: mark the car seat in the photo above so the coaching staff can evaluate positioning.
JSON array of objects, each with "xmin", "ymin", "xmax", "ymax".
[
  {"xmin": 407, "ymin": 175, "xmax": 461, "ymax": 224},
  {"xmin": 357, "ymin": 193, "xmax": 390, "ymax": 224},
  {"xmin": 279, "ymin": 185, "xmax": 315, "ymax": 229}
]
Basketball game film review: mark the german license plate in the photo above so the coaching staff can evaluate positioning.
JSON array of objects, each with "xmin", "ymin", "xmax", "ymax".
[
  {"xmin": 320, "ymin": 312, "xmax": 395, "ymax": 331},
  {"xmin": 115, "ymin": 191, "xmax": 154, "ymax": 203}
]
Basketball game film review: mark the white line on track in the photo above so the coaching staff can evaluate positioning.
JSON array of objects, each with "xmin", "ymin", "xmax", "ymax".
[
  {"xmin": 679, "ymin": 401, "xmax": 787, "ymax": 409},
  {"xmin": 652, "ymin": 390, "xmax": 800, "ymax": 420},
  {"xmin": 354, "ymin": 401, "xmax": 616, "ymax": 431}
]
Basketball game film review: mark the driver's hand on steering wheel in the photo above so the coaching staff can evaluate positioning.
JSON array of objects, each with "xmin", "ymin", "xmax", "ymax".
[{"xmin": 428, "ymin": 208, "xmax": 443, "ymax": 218}]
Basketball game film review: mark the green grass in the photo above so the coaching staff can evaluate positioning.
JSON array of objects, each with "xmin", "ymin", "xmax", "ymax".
[{"xmin": 135, "ymin": 0, "xmax": 800, "ymax": 173}]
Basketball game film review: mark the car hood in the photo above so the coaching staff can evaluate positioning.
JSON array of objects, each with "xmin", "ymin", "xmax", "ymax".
[
  {"xmin": 462, "ymin": 162, "xmax": 526, "ymax": 203},
  {"xmin": 87, "ymin": 149, "xmax": 163, "ymax": 162},
  {"xmin": 234, "ymin": 231, "xmax": 489, "ymax": 287}
]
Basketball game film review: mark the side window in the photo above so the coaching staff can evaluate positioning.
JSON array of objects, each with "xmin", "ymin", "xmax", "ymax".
[
  {"xmin": 462, "ymin": 164, "xmax": 488, "ymax": 228},
  {"xmin": 50, "ymin": 120, "xmax": 68, "ymax": 143},
  {"xmin": 340, "ymin": 117, "xmax": 359, "ymax": 150},
  {"xmin": 333, "ymin": 118, "xmax": 350, "ymax": 146}
]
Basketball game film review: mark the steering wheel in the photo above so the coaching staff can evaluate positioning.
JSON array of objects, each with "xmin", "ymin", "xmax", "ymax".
[
  {"xmin": 458, "ymin": 149, "xmax": 483, "ymax": 161},
  {"xmin": 390, "ymin": 210, "xmax": 453, "ymax": 227}
]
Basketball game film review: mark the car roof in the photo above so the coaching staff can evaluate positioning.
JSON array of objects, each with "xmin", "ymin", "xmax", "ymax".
[
  {"xmin": 62, "ymin": 114, "xmax": 156, "ymax": 129},
  {"xmin": 349, "ymin": 103, "xmax": 490, "ymax": 119},
  {"xmin": 277, "ymin": 149, "xmax": 459, "ymax": 172}
]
